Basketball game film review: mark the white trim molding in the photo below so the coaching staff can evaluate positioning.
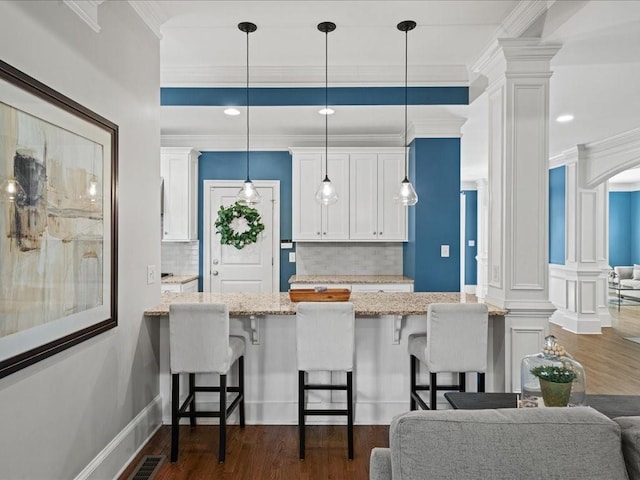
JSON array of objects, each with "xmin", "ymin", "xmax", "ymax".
[
  {"xmin": 63, "ymin": 0, "xmax": 105, "ymax": 33},
  {"xmin": 409, "ymin": 118, "xmax": 467, "ymax": 139},
  {"xmin": 127, "ymin": 0, "xmax": 168, "ymax": 40},
  {"xmin": 75, "ymin": 396, "xmax": 162, "ymax": 480}
]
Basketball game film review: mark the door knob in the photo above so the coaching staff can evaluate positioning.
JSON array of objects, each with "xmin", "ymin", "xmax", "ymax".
[
  {"xmin": 213, "ymin": 259, "xmax": 219, "ymax": 265},
  {"xmin": 212, "ymin": 271, "xmax": 219, "ymax": 276}
]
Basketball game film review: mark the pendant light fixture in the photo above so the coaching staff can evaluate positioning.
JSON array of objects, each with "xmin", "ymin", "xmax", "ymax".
[
  {"xmin": 314, "ymin": 21, "xmax": 338, "ymax": 206},
  {"xmin": 395, "ymin": 20, "xmax": 418, "ymax": 206},
  {"xmin": 237, "ymin": 21, "xmax": 261, "ymax": 206}
]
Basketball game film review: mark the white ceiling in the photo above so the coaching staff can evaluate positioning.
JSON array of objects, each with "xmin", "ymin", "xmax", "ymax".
[{"xmin": 157, "ymin": 1, "xmax": 640, "ymax": 183}]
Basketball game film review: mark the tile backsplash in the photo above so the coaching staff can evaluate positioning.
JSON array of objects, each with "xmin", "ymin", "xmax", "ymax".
[
  {"xmin": 161, "ymin": 241, "xmax": 199, "ymax": 275},
  {"xmin": 295, "ymin": 242, "xmax": 403, "ymax": 275}
]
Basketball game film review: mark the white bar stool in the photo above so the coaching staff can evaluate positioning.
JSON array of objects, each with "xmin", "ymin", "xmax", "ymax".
[
  {"xmin": 169, "ymin": 303, "xmax": 245, "ymax": 463},
  {"xmin": 296, "ymin": 302, "xmax": 355, "ymax": 460},
  {"xmin": 408, "ymin": 303, "xmax": 488, "ymax": 410}
]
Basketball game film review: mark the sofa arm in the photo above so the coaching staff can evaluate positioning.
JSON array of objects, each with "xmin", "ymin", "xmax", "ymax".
[
  {"xmin": 614, "ymin": 416, "xmax": 640, "ymax": 480},
  {"xmin": 370, "ymin": 447, "xmax": 392, "ymax": 480}
]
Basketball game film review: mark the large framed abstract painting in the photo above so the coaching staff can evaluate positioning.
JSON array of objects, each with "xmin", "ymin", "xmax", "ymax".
[{"xmin": 0, "ymin": 60, "xmax": 118, "ymax": 379}]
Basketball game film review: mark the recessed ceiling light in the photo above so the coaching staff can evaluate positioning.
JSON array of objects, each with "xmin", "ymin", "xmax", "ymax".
[
  {"xmin": 318, "ymin": 108, "xmax": 335, "ymax": 115},
  {"xmin": 224, "ymin": 108, "xmax": 240, "ymax": 116},
  {"xmin": 556, "ymin": 114, "xmax": 574, "ymax": 123}
]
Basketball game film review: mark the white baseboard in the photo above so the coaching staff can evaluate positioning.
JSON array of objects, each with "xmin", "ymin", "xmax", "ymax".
[
  {"xmin": 464, "ymin": 285, "xmax": 477, "ymax": 295},
  {"xmin": 75, "ymin": 395, "xmax": 162, "ymax": 480}
]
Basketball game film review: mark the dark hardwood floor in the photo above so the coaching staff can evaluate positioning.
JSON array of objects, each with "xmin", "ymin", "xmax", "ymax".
[{"xmin": 118, "ymin": 305, "xmax": 640, "ymax": 480}]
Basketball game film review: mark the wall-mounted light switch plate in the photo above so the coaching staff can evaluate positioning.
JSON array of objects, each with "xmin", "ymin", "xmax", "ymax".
[
  {"xmin": 147, "ymin": 265, "xmax": 156, "ymax": 284},
  {"xmin": 441, "ymin": 245, "xmax": 450, "ymax": 257},
  {"xmin": 289, "ymin": 252, "xmax": 296, "ymax": 263},
  {"xmin": 468, "ymin": 240, "xmax": 475, "ymax": 247}
]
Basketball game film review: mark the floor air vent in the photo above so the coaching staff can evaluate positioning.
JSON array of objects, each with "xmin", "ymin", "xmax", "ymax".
[{"xmin": 127, "ymin": 455, "xmax": 165, "ymax": 480}]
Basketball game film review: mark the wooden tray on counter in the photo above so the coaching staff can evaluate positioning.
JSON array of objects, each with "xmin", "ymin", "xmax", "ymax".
[{"xmin": 288, "ymin": 288, "xmax": 351, "ymax": 302}]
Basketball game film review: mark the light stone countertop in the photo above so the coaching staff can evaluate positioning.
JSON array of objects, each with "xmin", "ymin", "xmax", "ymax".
[
  {"xmin": 289, "ymin": 275, "xmax": 414, "ymax": 284},
  {"xmin": 144, "ymin": 292, "xmax": 507, "ymax": 317},
  {"xmin": 161, "ymin": 274, "xmax": 199, "ymax": 285}
]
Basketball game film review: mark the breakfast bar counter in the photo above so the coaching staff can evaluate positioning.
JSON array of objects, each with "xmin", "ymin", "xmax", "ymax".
[
  {"xmin": 144, "ymin": 291, "xmax": 507, "ymax": 317},
  {"xmin": 145, "ymin": 292, "xmax": 526, "ymax": 425}
]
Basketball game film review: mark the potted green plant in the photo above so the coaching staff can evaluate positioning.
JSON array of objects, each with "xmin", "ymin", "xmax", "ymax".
[{"xmin": 530, "ymin": 364, "xmax": 577, "ymax": 407}]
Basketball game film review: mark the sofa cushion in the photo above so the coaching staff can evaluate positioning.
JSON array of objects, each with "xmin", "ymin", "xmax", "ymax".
[
  {"xmin": 390, "ymin": 407, "xmax": 628, "ymax": 480},
  {"xmin": 616, "ymin": 266, "xmax": 634, "ymax": 280},
  {"xmin": 615, "ymin": 416, "xmax": 640, "ymax": 480}
]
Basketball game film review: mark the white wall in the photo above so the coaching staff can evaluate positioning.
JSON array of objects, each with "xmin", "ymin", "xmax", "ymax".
[{"xmin": 0, "ymin": 2, "xmax": 161, "ymax": 478}]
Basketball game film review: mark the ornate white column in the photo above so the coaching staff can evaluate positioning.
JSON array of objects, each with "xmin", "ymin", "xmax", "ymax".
[
  {"xmin": 476, "ymin": 178, "xmax": 488, "ymax": 300},
  {"xmin": 474, "ymin": 38, "xmax": 561, "ymax": 392},
  {"xmin": 549, "ymin": 147, "xmax": 611, "ymax": 333}
]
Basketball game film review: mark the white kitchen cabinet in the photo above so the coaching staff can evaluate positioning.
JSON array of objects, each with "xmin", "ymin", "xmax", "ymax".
[
  {"xmin": 350, "ymin": 152, "xmax": 407, "ymax": 241},
  {"xmin": 292, "ymin": 152, "xmax": 349, "ymax": 241},
  {"xmin": 291, "ymin": 148, "xmax": 407, "ymax": 242},
  {"xmin": 161, "ymin": 147, "xmax": 199, "ymax": 241},
  {"xmin": 350, "ymin": 283, "xmax": 413, "ymax": 293},
  {"xmin": 289, "ymin": 283, "xmax": 352, "ymax": 291},
  {"xmin": 161, "ymin": 279, "xmax": 198, "ymax": 293}
]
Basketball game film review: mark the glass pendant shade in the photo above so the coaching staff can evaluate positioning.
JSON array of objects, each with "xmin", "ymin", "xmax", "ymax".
[
  {"xmin": 1, "ymin": 177, "xmax": 26, "ymax": 203},
  {"xmin": 237, "ymin": 179, "xmax": 261, "ymax": 206},
  {"xmin": 315, "ymin": 176, "xmax": 338, "ymax": 205},
  {"xmin": 396, "ymin": 177, "xmax": 418, "ymax": 206}
]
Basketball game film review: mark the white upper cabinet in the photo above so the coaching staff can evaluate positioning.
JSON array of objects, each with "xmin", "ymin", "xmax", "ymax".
[
  {"xmin": 291, "ymin": 148, "xmax": 407, "ymax": 242},
  {"xmin": 292, "ymin": 152, "xmax": 349, "ymax": 241},
  {"xmin": 377, "ymin": 153, "xmax": 407, "ymax": 240},
  {"xmin": 161, "ymin": 147, "xmax": 199, "ymax": 241},
  {"xmin": 350, "ymin": 152, "xmax": 407, "ymax": 241}
]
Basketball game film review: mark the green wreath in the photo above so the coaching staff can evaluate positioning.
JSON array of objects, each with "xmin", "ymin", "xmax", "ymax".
[{"xmin": 215, "ymin": 202, "xmax": 265, "ymax": 249}]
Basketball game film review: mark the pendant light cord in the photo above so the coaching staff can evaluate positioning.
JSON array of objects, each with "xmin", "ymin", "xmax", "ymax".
[
  {"xmin": 403, "ymin": 27, "xmax": 409, "ymax": 181},
  {"xmin": 324, "ymin": 29, "xmax": 329, "ymax": 182},
  {"xmin": 246, "ymin": 29, "xmax": 250, "ymax": 182}
]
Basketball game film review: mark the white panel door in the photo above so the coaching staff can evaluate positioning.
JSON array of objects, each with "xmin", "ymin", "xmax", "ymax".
[
  {"xmin": 349, "ymin": 153, "xmax": 378, "ymax": 240},
  {"xmin": 378, "ymin": 153, "xmax": 407, "ymax": 241},
  {"xmin": 209, "ymin": 186, "xmax": 274, "ymax": 293}
]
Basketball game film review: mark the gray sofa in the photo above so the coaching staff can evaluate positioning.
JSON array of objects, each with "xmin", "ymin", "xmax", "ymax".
[{"xmin": 370, "ymin": 407, "xmax": 640, "ymax": 480}]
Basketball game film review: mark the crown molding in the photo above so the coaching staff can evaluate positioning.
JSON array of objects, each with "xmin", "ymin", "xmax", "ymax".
[
  {"xmin": 408, "ymin": 118, "xmax": 467, "ymax": 139},
  {"xmin": 63, "ymin": 0, "xmax": 105, "ymax": 33},
  {"xmin": 127, "ymin": 0, "xmax": 167, "ymax": 39},
  {"xmin": 161, "ymin": 133, "xmax": 404, "ymax": 152},
  {"xmin": 160, "ymin": 65, "xmax": 470, "ymax": 87},
  {"xmin": 500, "ymin": 0, "xmax": 551, "ymax": 38},
  {"xmin": 470, "ymin": 0, "xmax": 552, "ymax": 77}
]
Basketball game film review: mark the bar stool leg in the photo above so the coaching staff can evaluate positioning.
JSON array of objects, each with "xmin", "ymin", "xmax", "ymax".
[
  {"xmin": 477, "ymin": 372, "xmax": 486, "ymax": 392},
  {"xmin": 347, "ymin": 371, "xmax": 354, "ymax": 460},
  {"xmin": 459, "ymin": 372, "xmax": 466, "ymax": 393},
  {"xmin": 410, "ymin": 355, "xmax": 417, "ymax": 411},
  {"xmin": 171, "ymin": 373, "xmax": 180, "ymax": 463},
  {"xmin": 298, "ymin": 370, "xmax": 306, "ymax": 460},
  {"xmin": 219, "ymin": 374, "xmax": 227, "ymax": 463},
  {"xmin": 238, "ymin": 356, "xmax": 245, "ymax": 427},
  {"xmin": 189, "ymin": 373, "xmax": 196, "ymax": 428},
  {"xmin": 430, "ymin": 372, "xmax": 437, "ymax": 410}
]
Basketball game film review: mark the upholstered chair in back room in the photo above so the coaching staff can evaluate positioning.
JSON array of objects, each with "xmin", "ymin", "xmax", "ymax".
[
  {"xmin": 169, "ymin": 303, "xmax": 246, "ymax": 463},
  {"xmin": 408, "ymin": 303, "xmax": 489, "ymax": 410}
]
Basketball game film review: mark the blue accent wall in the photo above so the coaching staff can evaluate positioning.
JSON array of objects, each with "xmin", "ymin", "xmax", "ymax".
[
  {"xmin": 404, "ymin": 138, "xmax": 461, "ymax": 292},
  {"xmin": 610, "ymin": 191, "xmax": 632, "ymax": 267},
  {"xmin": 162, "ymin": 86, "xmax": 468, "ymax": 107},
  {"xmin": 197, "ymin": 151, "xmax": 295, "ymax": 292},
  {"xmin": 462, "ymin": 190, "xmax": 477, "ymax": 285},
  {"xmin": 549, "ymin": 166, "xmax": 566, "ymax": 265}
]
